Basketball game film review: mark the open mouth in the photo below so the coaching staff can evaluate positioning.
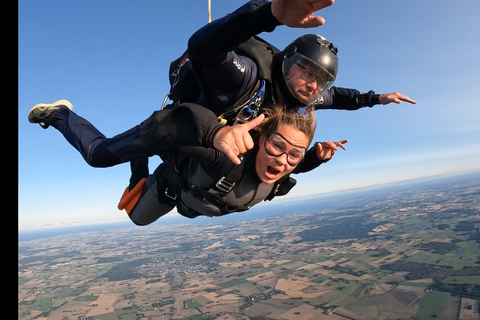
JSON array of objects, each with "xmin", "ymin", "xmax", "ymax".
[
  {"xmin": 296, "ymin": 90, "xmax": 314, "ymax": 103},
  {"xmin": 265, "ymin": 166, "xmax": 281, "ymax": 180},
  {"xmin": 297, "ymin": 90, "xmax": 309, "ymax": 98}
]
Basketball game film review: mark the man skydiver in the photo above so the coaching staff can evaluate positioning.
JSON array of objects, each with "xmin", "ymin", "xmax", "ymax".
[
  {"xmin": 185, "ymin": 0, "xmax": 416, "ymax": 124},
  {"xmin": 28, "ymin": 0, "xmax": 413, "ymax": 171}
]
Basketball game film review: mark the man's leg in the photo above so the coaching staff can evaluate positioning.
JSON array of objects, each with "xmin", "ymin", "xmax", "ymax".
[
  {"xmin": 51, "ymin": 107, "xmax": 155, "ymax": 167},
  {"xmin": 29, "ymin": 100, "xmax": 154, "ymax": 168},
  {"xmin": 128, "ymin": 157, "xmax": 150, "ymax": 190}
]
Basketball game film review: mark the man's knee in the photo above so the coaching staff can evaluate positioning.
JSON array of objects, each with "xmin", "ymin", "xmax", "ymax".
[{"xmin": 86, "ymin": 148, "xmax": 121, "ymax": 168}]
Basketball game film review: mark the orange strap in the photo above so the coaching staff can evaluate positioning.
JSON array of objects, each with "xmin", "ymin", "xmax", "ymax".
[{"xmin": 117, "ymin": 178, "xmax": 148, "ymax": 214}]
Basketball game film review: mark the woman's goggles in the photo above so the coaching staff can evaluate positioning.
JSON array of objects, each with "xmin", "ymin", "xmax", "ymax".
[{"xmin": 264, "ymin": 133, "xmax": 306, "ymax": 166}]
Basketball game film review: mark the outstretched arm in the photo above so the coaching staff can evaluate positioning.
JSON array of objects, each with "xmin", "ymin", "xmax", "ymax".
[{"xmin": 317, "ymin": 88, "xmax": 416, "ymax": 111}]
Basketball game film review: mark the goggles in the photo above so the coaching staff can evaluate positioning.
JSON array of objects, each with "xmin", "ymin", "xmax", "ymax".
[
  {"xmin": 264, "ymin": 132, "xmax": 306, "ymax": 166},
  {"xmin": 295, "ymin": 62, "xmax": 329, "ymax": 87},
  {"xmin": 283, "ymin": 53, "xmax": 335, "ymax": 105}
]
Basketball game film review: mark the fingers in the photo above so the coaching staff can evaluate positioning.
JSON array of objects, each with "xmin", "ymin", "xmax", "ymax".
[
  {"xmin": 316, "ymin": 140, "xmax": 348, "ymax": 160},
  {"xmin": 243, "ymin": 113, "xmax": 265, "ymax": 131},
  {"xmin": 380, "ymin": 92, "xmax": 417, "ymax": 105},
  {"xmin": 316, "ymin": 141, "xmax": 333, "ymax": 161},
  {"xmin": 213, "ymin": 127, "xmax": 242, "ymax": 164},
  {"xmin": 214, "ymin": 115, "xmax": 265, "ymax": 165},
  {"xmin": 304, "ymin": 0, "xmax": 333, "ymax": 27},
  {"xmin": 238, "ymin": 114, "xmax": 263, "ymax": 151},
  {"xmin": 219, "ymin": 140, "xmax": 242, "ymax": 165},
  {"xmin": 303, "ymin": 16, "xmax": 325, "ymax": 28},
  {"xmin": 319, "ymin": 140, "xmax": 348, "ymax": 151},
  {"xmin": 323, "ymin": 141, "xmax": 337, "ymax": 150},
  {"xmin": 398, "ymin": 94, "xmax": 417, "ymax": 104},
  {"xmin": 307, "ymin": 0, "xmax": 334, "ymax": 11},
  {"xmin": 394, "ymin": 93, "xmax": 416, "ymax": 104},
  {"xmin": 316, "ymin": 141, "xmax": 323, "ymax": 152},
  {"xmin": 271, "ymin": 0, "xmax": 332, "ymax": 28},
  {"xmin": 336, "ymin": 140, "xmax": 348, "ymax": 150}
]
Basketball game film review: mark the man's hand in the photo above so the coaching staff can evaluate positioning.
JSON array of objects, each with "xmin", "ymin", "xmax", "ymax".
[
  {"xmin": 213, "ymin": 114, "xmax": 265, "ymax": 165},
  {"xmin": 379, "ymin": 92, "xmax": 416, "ymax": 105},
  {"xmin": 271, "ymin": 0, "xmax": 334, "ymax": 28},
  {"xmin": 316, "ymin": 139, "xmax": 348, "ymax": 161}
]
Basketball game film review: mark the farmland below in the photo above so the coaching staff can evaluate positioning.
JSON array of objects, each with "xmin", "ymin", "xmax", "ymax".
[{"xmin": 18, "ymin": 171, "xmax": 480, "ymax": 320}]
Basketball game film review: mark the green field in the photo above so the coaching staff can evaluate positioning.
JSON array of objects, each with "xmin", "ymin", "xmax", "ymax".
[
  {"xmin": 442, "ymin": 276, "xmax": 480, "ymax": 285},
  {"xmin": 416, "ymin": 291, "xmax": 460, "ymax": 320},
  {"xmin": 216, "ymin": 278, "xmax": 248, "ymax": 288},
  {"xmin": 184, "ymin": 298, "xmax": 204, "ymax": 309}
]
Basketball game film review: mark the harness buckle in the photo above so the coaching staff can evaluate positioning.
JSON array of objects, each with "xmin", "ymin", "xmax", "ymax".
[
  {"xmin": 215, "ymin": 177, "xmax": 235, "ymax": 193},
  {"xmin": 164, "ymin": 187, "xmax": 177, "ymax": 201},
  {"xmin": 232, "ymin": 79, "xmax": 266, "ymax": 125}
]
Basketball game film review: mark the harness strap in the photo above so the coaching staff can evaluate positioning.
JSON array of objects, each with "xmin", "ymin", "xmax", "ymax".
[
  {"xmin": 264, "ymin": 176, "xmax": 297, "ymax": 201},
  {"xmin": 153, "ymin": 157, "xmax": 296, "ymax": 215},
  {"xmin": 212, "ymin": 155, "xmax": 244, "ymax": 193},
  {"xmin": 153, "ymin": 164, "xmax": 186, "ymax": 203},
  {"xmin": 153, "ymin": 157, "xmax": 246, "ymax": 213},
  {"xmin": 218, "ymin": 80, "xmax": 266, "ymax": 125}
]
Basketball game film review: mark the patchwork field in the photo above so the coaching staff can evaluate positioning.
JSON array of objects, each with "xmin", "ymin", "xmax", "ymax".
[{"xmin": 19, "ymin": 173, "xmax": 480, "ymax": 319}]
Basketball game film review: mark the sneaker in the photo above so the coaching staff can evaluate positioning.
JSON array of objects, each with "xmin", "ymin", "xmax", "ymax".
[{"xmin": 28, "ymin": 99, "xmax": 74, "ymax": 129}]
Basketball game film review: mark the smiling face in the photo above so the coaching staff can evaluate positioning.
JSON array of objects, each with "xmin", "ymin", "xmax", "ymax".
[{"xmin": 255, "ymin": 124, "xmax": 309, "ymax": 184}]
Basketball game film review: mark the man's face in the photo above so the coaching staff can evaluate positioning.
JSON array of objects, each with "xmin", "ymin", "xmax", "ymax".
[
  {"xmin": 255, "ymin": 125, "xmax": 309, "ymax": 184},
  {"xmin": 285, "ymin": 62, "xmax": 322, "ymax": 104},
  {"xmin": 278, "ymin": 53, "xmax": 335, "ymax": 106}
]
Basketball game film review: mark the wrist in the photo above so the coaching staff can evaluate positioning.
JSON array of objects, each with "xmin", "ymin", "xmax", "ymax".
[
  {"xmin": 254, "ymin": 1, "xmax": 281, "ymax": 29},
  {"xmin": 355, "ymin": 90, "xmax": 379, "ymax": 107}
]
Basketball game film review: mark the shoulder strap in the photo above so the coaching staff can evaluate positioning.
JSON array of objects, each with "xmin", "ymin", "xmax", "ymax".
[
  {"xmin": 264, "ymin": 175, "xmax": 297, "ymax": 201},
  {"xmin": 212, "ymin": 155, "xmax": 244, "ymax": 193},
  {"xmin": 235, "ymin": 36, "xmax": 279, "ymax": 82}
]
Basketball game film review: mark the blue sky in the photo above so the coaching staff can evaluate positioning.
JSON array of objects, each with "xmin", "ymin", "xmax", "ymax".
[{"xmin": 19, "ymin": 0, "xmax": 480, "ymax": 230}]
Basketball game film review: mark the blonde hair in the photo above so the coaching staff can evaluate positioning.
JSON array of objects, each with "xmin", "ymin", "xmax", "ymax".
[{"xmin": 253, "ymin": 106, "xmax": 316, "ymax": 146}]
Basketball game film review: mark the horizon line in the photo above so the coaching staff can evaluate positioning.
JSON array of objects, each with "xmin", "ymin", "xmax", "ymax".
[{"xmin": 19, "ymin": 168, "xmax": 480, "ymax": 232}]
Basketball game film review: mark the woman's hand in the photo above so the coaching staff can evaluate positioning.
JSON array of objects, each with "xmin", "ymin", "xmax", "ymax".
[
  {"xmin": 316, "ymin": 139, "xmax": 348, "ymax": 160},
  {"xmin": 213, "ymin": 114, "xmax": 265, "ymax": 165}
]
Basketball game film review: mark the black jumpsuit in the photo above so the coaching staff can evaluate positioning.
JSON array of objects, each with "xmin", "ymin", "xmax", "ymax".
[{"xmin": 126, "ymin": 103, "xmax": 326, "ymax": 225}]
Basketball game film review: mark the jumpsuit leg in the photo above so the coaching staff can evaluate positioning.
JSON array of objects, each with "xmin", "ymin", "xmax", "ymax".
[
  {"xmin": 127, "ymin": 175, "xmax": 176, "ymax": 226},
  {"xmin": 129, "ymin": 157, "xmax": 150, "ymax": 190},
  {"xmin": 50, "ymin": 107, "xmax": 154, "ymax": 168}
]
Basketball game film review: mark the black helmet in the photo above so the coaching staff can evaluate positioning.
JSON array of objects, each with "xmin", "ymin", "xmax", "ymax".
[{"xmin": 272, "ymin": 34, "xmax": 338, "ymax": 109}]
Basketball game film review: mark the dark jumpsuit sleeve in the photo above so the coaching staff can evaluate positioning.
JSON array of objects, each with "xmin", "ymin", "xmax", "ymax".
[
  {"xmin": 187, "ymin": 0, "xmax": 281, "ymax": 114},
  {"xmin": 316, "ymin": 87, "xmax": 381, "ymax": 110},
  {"xmin": 188, "ymin": 0, "xmax": 381, "ymax": 112}
]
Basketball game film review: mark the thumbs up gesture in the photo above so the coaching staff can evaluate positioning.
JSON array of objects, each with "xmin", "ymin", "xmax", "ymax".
[{"xmin": 214, "ymin": 114, "xmax": 265, "ymax": 165}]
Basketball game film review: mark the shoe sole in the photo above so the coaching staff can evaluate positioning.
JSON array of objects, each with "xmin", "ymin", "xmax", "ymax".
[{"xmin": 28, "ymin": 99, "xmax": 74, "ymax": 124}]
